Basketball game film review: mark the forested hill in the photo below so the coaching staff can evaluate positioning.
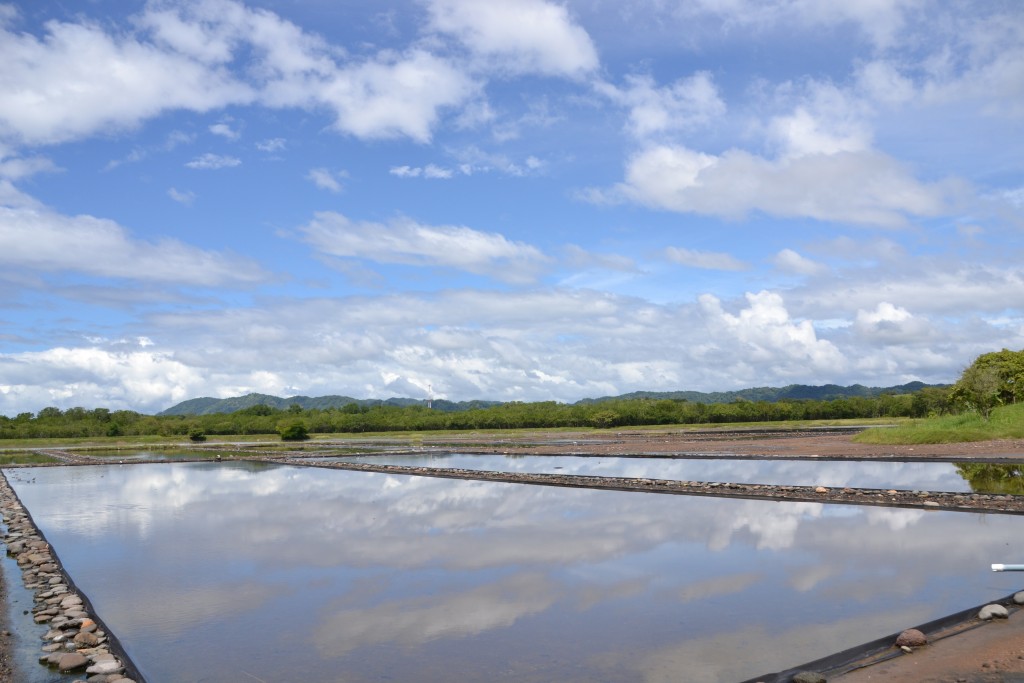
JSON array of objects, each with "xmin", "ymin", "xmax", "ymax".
[
  {"xmin": 581, "ymin": 381, "xmax": 938, "ymax": 405},
  {"xmin": 159, "ymin": 393, "xmax": 503, "ymax": 416},
  {"xmin": 159, "ymin": 382, "xmax": 942, "ymax": 416}
]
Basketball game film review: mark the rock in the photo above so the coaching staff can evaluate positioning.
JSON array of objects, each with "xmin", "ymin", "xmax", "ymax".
[
  {"xmin": 74, "ymin": 631, "xmax": 100, "ymax": 647},
  {"xmin": 793, "ymin": 672, "xmax": 827, "ymax": 683},
  {"xmin": 979, "ymin": 604, "xmax": 1009, "ymax": 620},
  {"xmin": 900, "ymin": 645, "xmax": 912, "ymax": 653},
  {"xmin": 923, "ymin": 501, "xmax": 940, "ymax": 507},
  {"xmin": 896, "ymin": 628, "xmax": 927, "ymax": 647},
  {"xmin": 1014, "ymin": 591, "xmax": 1024, "ymax": 605},
  {"xmin": 86, "ymin": 660, "xmax": 124, "ymax": 675},
  {"xmin": 814, "ymin": 486, "xmax": 828, "ymax": 493},
  {"xmin": 57, "ymin": 652, "xmax": 89, "ymax": 672}
]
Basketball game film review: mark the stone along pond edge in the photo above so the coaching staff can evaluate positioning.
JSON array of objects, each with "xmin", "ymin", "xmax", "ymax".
[{"xmin": 0, "ymin": 470, "xmax": 144, "ymax": 683}]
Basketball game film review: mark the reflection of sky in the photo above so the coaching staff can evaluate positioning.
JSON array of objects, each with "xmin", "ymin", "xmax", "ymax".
[
  {"xmin": 5, "ymin": 462, "xmax": 1023, "ymax": 683},
  {"xmin": 327, "ymin": 453, "xmax": 976, "ymax": 492}
]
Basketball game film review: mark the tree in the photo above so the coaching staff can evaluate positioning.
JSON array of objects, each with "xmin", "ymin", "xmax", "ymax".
[
  {"xmin": 951, "ymin": 363, "xmax": 1002, "ymax": 419},
  {"xmin": 188, "ymin": 427, "xmax": 207, "ymax": 442},
  {"xmin": 279, "ymin": 421, "xmax": 310, "ymax": 441}
]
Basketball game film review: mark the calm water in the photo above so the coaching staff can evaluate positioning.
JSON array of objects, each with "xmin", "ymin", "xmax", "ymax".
[
  {"xmin": 6, "ymin": 462, "xmax": 1024, "ymax": 683},
  {"xmin": 323, "ymin": 453, "xmax": 981, "ymax": 492}
]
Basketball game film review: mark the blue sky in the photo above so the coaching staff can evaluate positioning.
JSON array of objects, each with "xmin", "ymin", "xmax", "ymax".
[{"xmin": 1, "ymin": 0, "xmax": 1022, "ymax": 415}]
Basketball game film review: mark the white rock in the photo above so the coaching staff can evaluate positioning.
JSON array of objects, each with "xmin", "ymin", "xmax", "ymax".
[{"xmin": 979, "ymin": 604, "xmax": 1009, "ymax": 620}]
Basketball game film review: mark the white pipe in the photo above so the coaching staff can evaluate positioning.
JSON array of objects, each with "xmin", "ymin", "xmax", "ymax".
[{"xmin": 992, "ymin": 563, "xmax": 1024, "ymax": 571}]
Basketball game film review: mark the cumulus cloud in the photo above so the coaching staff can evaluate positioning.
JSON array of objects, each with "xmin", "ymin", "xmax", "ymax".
[
  {"xmin": 698, "ymin": 291, "xmax": 847, "ymax": 377},
  {"xmin": 425, "ymin": 0, "xmax": 599, "ymax": 77},
  {"xmin": 0, "ymin": 202, "xmax": 266, "ymax": 286},
  {"xmin": 596, "ymin": 72, "xmax": 726, "ymax": 139},
  {"xmin": 297, "ymin": 212, "xmax": 550, "ymax": 284},
  {"xmin": 665, "ymin": 247, "xmax": 747, "ymax": 271},
  {"xmin": 0, "ymin": 345, "xmax": 203, "ymax": 413},
  {"xmin": 854, "ymin": 302, "xmax": 933, "ymax": 343},
  {"xmin": 0, "ymin": 1, "xmax": 477, "ymax": 148},
  {"xmin": 590, "ymin": 144, "xmax": 960, "ymax": 227},
  {"xmin": 0, "ymin": 10, "xmax": 252, "ymax": 145}
]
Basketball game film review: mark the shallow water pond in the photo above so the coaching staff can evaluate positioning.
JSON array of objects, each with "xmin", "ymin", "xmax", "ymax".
[
  {"xmin": 6, "ymin": 462, "xmax": 1024, "ymax": 683},
  {"xmin": 322, "ymin": 453, "xmax": 994, "ymax": 493}
]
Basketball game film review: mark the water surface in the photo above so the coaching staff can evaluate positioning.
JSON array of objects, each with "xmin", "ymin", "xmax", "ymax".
[
  {"xmin": 6, "ymin": 462, "xmax": 1023, "ymax": 683},
  {"xmin": 324, "ymin": 453, "xmax": 982, "ymax": 492}
]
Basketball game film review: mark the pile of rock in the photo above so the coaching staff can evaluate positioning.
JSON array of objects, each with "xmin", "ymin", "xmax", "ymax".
[{"xmin": 0, "ymin": 475, "xmax": 137, "ymax": 682}]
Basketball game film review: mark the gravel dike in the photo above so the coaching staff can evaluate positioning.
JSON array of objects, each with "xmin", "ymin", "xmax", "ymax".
[{"xmin": 0, "ymin": 472, "xmax": 142, "ymax": 683}]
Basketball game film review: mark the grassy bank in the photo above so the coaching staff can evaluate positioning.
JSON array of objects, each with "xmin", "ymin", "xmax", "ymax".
[{"xmin": 854, "ymin": 403, "xmax": 1024, "ymax": 445}]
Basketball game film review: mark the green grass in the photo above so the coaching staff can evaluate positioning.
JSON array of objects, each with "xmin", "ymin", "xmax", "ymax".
[
  {"xmin": 0, "ymin": 452, "xmax": 59, "ymax": 465},
  {"xmin": 854, "ymin": 403, "xmax": 1024, "ymax": 445}
]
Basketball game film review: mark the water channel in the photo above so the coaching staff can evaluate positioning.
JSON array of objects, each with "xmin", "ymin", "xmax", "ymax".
[{"xmin": 5, "ymin": 461, "xmax": 1024, "ymax": 683}]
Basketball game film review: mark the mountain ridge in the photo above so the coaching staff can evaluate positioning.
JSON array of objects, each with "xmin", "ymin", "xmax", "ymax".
[{"xmin": 158, "ymin": 381, "xmax": 945, "ymax": 416}]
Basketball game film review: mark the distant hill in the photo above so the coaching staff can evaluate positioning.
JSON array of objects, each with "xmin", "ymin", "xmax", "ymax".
[
  {"xmin": 580, "ymin": 381, "xmax": 940, "ymax": 405},
  {"xmin": 159, "ymin": 382, "xmax": 944, "ymax": 416},
  {"xmin": 158, "ymin": 393, "xmax": 502, "ymax": 416}
]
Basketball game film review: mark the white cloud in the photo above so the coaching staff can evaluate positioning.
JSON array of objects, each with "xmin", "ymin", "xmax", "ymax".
[
  {"xmin": 0, "ymin": 345, "xmax": 203, "ymax": 413},
  {"xmin": 308, "ymin": 49, "xmax": 476, "ymax": 143},
  {"xmin": 186, "ymin": 153, "xmax": 241, "ymax": 169},
  {"xmin": 674, "ymin": 0, "xmax": 923, "ymax": 47},
  {"xmin": 773, "ymin": 249, "xmax": 825, "ymax": 276},
  {"xmin": 0, "ymin": 2, "xmax": 476, "ymax": 149},
  {"xmin": 426, "ymin": 0, "xmax": 598, "ymax": 77},
  {"xmin": 167, "ymin": 187, "xmax": 196, "ymax": 205},
  {"xmin": 0, "ymin": 10, "xmax": 252, "ymax": 146},
  {"xmin": 853, "ymin": 302, "xmax": 933, "ymax": 343},
  {"xmin": 389, "ymin": 164, "xmax": 454, "ymax": 179},
  {"xmin": 298, "ymin": 212, "xmax": 549, "ymax": 284},
  {"xmin": 596, "ymin": 72, "xmax": 726, "ymax": 139},
  {"xmin": 0, "ymin": 201, "xmax": 266, "ymax": 286},
  {"xmin": 593, "ymin": 144, "xmax": 960, "ymax": 228},
  {"xmin": 306, "ymin": 168, "xmax": 345, "ymax": 193},
  {"xmin": 256, "ymin": 137, "xmax": 286, "ymax": 152},
  {"xmin": 665, "ymin": 247, "xmax": 747, "ymax": 272},
  {"xmin": 698, "ymin": 291, "xmax": 847, "ymax": 377},
  {"xmin": 209, "ymin": 121, "xmax": 240, "ymax": 140}
]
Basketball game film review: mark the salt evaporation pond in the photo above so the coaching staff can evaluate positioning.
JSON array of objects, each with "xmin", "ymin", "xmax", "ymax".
[
  {"xmin": 6, "ymin": 461, "xmax": 1024, "ymax": 683},
  {"xmin": 324, "ymin": 453, "xmax": 983, "ymax": 492}
]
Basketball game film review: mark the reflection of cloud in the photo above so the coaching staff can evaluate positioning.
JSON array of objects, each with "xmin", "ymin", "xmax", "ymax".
[
  {"xmin": 678, "ymin": 572, "xmax": 760, "ymax": 603},
  {"xmin": 634, "ymin": 606, "xmax": 933, "ymax": 683},
  {"xmin": 102, "ymin": 582, "xmax": 280, "ymax": 639},
  {"xmin": 314, "ymin": 573, "xmax": 556, "ymax": 656},
  {"xmin": 11, "ymin": 461, "xmax": 1024, "ymax": 681}
]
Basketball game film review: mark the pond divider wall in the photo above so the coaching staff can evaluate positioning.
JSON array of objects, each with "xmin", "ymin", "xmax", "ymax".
[
  {"xmin": 0, "ymin": 470, "xmax": 145, "ymax": 682},
  {"xmin": 739, "ymin": 591, "xmax": 1023, "ymax": 682},
  {"xmin": 281, "ymin": 458, "xmax": 1024, "ymax": 515}
]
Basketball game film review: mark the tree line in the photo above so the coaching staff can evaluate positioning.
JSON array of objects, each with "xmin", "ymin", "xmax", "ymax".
[
  {"xmin": 0, "ymin": 390, "xmax": 946, "ymax": 440},
  {"xmin": 1, "ymin": 348, "xmax": 1018, "ymax": 440}
]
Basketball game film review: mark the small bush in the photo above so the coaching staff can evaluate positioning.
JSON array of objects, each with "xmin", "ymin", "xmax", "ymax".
[
  {"xmin": 188, "ymin": 427, "xmax": 207, "ymax": 442},
  {"xmin": 279, "ymin": 421, "xmax": 310, "ymax": 441}
]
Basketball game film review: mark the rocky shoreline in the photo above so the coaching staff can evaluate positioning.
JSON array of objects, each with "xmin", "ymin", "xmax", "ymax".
[{"xmin": 0, "ymin": 472, "xmax": 141, "ymax": 682}]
